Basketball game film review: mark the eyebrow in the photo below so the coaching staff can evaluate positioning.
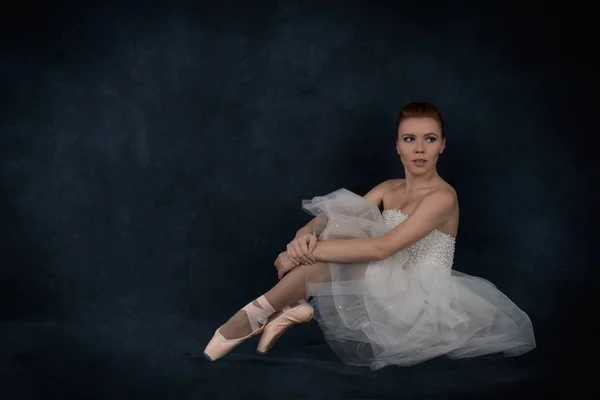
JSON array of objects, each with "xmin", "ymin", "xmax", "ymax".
[{"xmin": 400, "ymin": 132, "xmax": 439, "ymax": 137}]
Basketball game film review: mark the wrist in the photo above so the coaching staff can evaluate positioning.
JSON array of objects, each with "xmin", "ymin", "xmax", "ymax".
[{"xmin": 295, "ymin": 227, "xmax": 312, "ymax": 238}]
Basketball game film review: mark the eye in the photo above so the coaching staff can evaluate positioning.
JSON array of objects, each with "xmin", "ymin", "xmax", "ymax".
[
  {"xmin": 425, "ymin": 137, "xmax": 437, "ymax": 142},
  {"xmin": 402, "ymin": 137, "xmax": 414, "ymax": 142}
]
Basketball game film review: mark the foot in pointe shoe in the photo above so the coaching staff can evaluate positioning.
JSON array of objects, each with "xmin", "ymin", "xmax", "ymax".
[
  {"xmin": 256, "ymin": 299, "xmax": 314, "ymax": 355},
  {"xmin": 203, "ymin": 295, "xmax": 275, "ymax": 361}
]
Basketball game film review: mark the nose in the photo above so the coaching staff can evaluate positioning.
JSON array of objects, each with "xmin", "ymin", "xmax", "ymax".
[{"xmin": 414, "ymin": 140, "xmax": 425, "ymax": 153}]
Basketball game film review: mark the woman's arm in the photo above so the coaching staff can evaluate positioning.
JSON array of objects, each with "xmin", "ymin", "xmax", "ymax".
[
  {"xmin": 295, "ymin": 217, "xmax": 318, "ymax": 238},
  {"xmin": 311, "ymin": 189, "xmax": 457, "ymax": 263}
]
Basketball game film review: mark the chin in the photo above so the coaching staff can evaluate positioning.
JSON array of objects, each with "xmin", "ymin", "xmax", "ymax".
[{"xmin": 407, "ymin": 166, "xmax": 432, "ymax": 175}]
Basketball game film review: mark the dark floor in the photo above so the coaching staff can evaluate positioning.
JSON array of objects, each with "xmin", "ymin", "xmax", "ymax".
[{"xmin": 1, "ymin": 316, "xmax": 564, "ymax": 399}]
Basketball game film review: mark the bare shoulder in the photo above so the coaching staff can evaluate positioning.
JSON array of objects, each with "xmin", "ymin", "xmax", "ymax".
[
  {"xmin": 432, "ymin": 181, "xmax": 457, "ymax": 202},
  {"xmin": 363, "ymin": 179, "xmax": 402, "ymax": 207},
  {"xmin": 425, "ymin": 181, "xmax": 457, "ymax": 206},
  {"xmin": 417, "ymin": 181, "xmax": 459, "ymax": 220}
]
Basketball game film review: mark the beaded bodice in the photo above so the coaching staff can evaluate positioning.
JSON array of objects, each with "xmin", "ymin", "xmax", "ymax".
[{"xmin": 382, "ymin": 209, "xmax": 456, "ymax": 270}]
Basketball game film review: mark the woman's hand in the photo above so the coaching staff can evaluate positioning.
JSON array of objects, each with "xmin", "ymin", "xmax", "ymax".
[
  {"xmin": 274, "ymin": 251, "xmax": 300, "ymax": 280},
  {"xmin": 287, "ymin": 233, "xmax": 317, "ymax": 265}
]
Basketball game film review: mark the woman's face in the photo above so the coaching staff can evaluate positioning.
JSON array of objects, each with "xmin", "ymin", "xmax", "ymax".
[{"xmin": 396, "ymin": 117, "xmax": 445, "ymax": 174}]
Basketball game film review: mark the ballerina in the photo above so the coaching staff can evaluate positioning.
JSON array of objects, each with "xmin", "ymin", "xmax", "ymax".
[{"xmin": 203, "ymin": 101, "xmax": 536, "ymax": 369}]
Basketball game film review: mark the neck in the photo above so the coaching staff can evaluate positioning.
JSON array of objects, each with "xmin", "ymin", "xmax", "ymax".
[{"xmin": 402, "ymin": 168, "xmax": 440, "ymax": 194}]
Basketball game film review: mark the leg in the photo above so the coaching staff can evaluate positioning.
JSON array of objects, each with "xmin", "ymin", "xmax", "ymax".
[
  {"xmin": 204, "ymin": 262, "xmax": 331, "ymax": 360},
  {"xmin": 218, "ymin": 262, "xmax": 330, "ymax": 340},
  {"xmin": 264, "ymin": 262, "xmax": 330, "ymax": 309}
]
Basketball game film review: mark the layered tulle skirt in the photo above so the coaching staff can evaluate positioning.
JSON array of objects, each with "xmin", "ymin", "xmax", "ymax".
[{"xmin": 301, "ymin": 189, "xmax": 536, "ymax": 370}]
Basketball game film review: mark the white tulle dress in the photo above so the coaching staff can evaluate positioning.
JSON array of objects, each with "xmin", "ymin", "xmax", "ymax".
[{"xmin": 302, "ymin": 189, "xmax": 536, "ymax": 370}]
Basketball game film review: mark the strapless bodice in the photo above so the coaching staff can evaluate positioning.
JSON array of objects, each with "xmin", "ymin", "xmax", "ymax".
[{"xmin": 382, "ymin": 209, "xmax": 455, "ymax": 272}]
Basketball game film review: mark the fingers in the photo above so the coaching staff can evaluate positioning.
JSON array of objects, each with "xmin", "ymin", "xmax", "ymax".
[
  {"xmin": 287, "ymin": 235, "xmax": 317, "ymax": 266},
  {"xmin": 297, "ymin": 235, "xmax": 317, "ymax": 264},
  {"xmin": 288, "ymin": 241, "xmax": 307, "ymax": 265},
  {"xmin": 297, "ymin": 239, "xmax": 314, "ymax": 264},
  {"xmin": 294, "ymin": 241, "xmax": 313, "ymax": 265},
  {"xmin": 286, "ymin": 244, "xmax": 301, "ymax": 266},
  {"xmin": 304, "ymin": 236, "xmax": 317, "ymax": 264},
  {"xmin": 288, "ymin": 243, "xmax": 298, "ymax": 263}
]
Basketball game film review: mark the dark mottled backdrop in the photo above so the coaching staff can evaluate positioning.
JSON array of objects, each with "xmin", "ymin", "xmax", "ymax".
[{"xmin": 1, "ymin": 1, "xmax": 596, "ymax": 399}]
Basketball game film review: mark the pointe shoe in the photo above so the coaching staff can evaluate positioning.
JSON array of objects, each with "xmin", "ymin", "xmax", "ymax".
[
  {"xmin": 203, "ymin": 295, "xmax": 275, "ymax": 361},
  {"xmin": 256, "ymin": 299, "xmax": 314, "ymax": 355}
]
